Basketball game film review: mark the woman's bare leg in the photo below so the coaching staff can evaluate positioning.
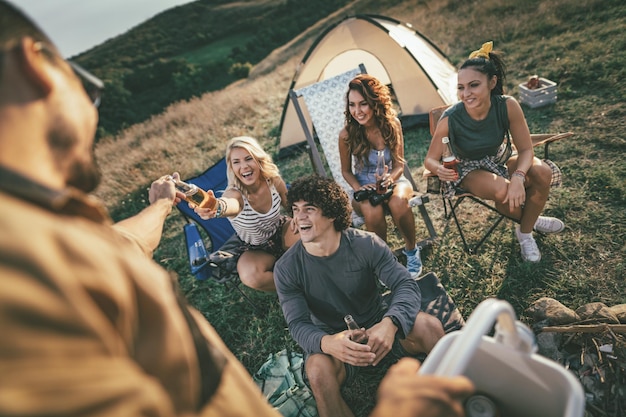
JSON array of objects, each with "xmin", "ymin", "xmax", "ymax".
[
  {"xmin": 386, "ymin": 182, "xmax": 417, "ymax": 250},
  {"xmin": 237, "ymin": 250, "xmax": 276, "ymax": 292}
]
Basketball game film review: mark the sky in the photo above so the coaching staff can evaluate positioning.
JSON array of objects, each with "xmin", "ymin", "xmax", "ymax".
[{"xmin": 17, "ymin": 0, "xmax": 197, "ymax": 57}]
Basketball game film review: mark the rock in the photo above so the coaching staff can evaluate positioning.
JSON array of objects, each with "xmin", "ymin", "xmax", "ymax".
[
  {"xmin": 608, "ymin": 304, "xmax": 626, "ymax": 323},
  {"xmin": 535, "ymin": 331, "xmax": 563, "ymax": 362},
  {"xmin": 526, "ymin": 297, "xmax": 580, "ymax": 325},
  {"xmin": 575, "ymin": 302, "xmax": 620, "ymax": 324}
]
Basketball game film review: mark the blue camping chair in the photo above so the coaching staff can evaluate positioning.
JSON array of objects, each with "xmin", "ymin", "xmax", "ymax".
[{"xmin": 176, "ymin": 157, "xmax": 259, "ymax": 309}]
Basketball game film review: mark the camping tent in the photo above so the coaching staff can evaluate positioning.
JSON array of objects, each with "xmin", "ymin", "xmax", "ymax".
[{"xmin": 278, "ymin": 14, "xmax": 458, "ymax": 157}]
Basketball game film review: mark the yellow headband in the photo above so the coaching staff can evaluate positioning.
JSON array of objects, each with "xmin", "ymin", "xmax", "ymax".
[{"xmin": 469, "ymin": 41, "xmax": 493, "ymax": 59}]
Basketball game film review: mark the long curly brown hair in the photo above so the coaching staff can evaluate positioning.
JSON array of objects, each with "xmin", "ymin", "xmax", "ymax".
[{"xmin": 342, "ymin": 74, "xmax": 403, "ymax": 171}]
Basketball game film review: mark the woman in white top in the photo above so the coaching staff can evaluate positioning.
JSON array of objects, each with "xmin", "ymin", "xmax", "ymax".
[{"xmin": 195, "ymin": 136, "xmax": 299, "ymax": 291}]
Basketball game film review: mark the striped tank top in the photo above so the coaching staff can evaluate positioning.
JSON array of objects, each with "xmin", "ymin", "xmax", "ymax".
[{"xmin": 228, "ymin": 182, "xmax": 283, "ymax": 246}]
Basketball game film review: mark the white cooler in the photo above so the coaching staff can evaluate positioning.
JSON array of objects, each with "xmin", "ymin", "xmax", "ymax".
[{"xmin": 418, "ymin": 298, "xmax": 585, "ymax": 417}]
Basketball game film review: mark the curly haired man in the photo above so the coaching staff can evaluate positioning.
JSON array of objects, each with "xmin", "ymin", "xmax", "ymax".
[{"xmin": 274, "ymin": 175, "xmax": 466, "ymax": 417}]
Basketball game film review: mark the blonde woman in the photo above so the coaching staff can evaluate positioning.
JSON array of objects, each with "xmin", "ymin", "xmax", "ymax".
[{"xmin": 194, "ymin": 136, "xmax": 299, "ymax": 291}]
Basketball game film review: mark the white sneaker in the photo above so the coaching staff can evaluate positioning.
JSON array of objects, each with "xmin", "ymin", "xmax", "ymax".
[
  {"xmin": 403, "ymin": 248, "xmax": 423, "ymax": 279},
  {"xmin": 533, "ymin": 216, "xmax": 564, "ymax": 234},
  {"xmin": 516, "ymin": 227, "xmax": 541, "ymax": 262}
]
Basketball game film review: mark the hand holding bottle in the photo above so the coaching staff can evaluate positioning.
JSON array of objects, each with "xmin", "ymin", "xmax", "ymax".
[
  {"xmin": 375, "ymin": 150, "xmax": 390, "ymax": 194},
  {"xmin": 149, "ymin": 174, "xmax": 180, "ymax": 205},
  {"xmin": 440, "ymin": 137, "xmax": 459, "ymax": 181},
  {"xmin": 167, "ymin": 174, "xmax": 217, "ymax": 209},
  {"xmin": 344, "ymin": 314, "xmax": 369, "ymax": 344}
]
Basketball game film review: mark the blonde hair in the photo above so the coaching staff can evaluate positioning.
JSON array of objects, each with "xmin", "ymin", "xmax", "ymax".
[{"xmin": 225, "ymin": 136, "xmax": 280, "ymax": 196}]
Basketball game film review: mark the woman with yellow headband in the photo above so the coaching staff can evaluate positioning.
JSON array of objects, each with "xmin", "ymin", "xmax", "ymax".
[{"xmin": 424, "ymin": 41, "xmax": 564, "ymax": 262}]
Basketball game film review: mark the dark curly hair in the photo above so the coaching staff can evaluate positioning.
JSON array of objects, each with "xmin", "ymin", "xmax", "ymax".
[
  {"xmin": 342, "ymin": 74, "xmax": 404, "ymax": 171},
  {"xmin": 287, "ymin": 175, "xmax": 352, "ymax": 232}
]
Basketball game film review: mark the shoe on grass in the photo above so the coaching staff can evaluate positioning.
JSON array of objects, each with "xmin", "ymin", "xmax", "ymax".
[
  {"xmin": 516, "ymin": 227, "xmax": 541, "ymax": 262},
  {"xmin": 534, "ymin": 216, "xmax": 564, "ymax": 234},
  {"xmin": 403, "ymin": 247, "xmax": 422, "ymax": 278}
]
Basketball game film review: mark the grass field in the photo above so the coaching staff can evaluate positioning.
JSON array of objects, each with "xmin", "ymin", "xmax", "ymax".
[{"xmin": 94, "ymin": 0, "xmax": 625, "ymax": 415}]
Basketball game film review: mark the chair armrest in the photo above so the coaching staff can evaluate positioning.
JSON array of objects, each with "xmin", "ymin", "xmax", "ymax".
[{"xmin": 531, "ymin": 131, "xmax": 574, "ymax": 148}]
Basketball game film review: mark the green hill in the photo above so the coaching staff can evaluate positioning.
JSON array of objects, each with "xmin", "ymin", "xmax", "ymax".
[{"xmin": 75, "ymin": 0, "xmax": 351, "ymax": 138}]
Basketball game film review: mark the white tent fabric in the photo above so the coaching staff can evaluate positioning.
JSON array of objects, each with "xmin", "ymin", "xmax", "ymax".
[{"xmin": 278, "ymin": 14, "xmax": 458, "ymax": 156}]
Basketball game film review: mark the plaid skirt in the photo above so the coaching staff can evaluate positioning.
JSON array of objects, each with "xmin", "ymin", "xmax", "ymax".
[
  {"xmin": 441, "ymin": 157, "xmax": 562, "ymax": 199},
  {"xmin": 441, "ymin": 155, "xmax": 508, "ymax": 199}
]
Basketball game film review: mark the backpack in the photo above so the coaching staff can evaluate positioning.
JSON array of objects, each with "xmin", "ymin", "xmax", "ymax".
[{"xmin": 253, "ymin": 349, "xmax": 318, "ymax": 417}]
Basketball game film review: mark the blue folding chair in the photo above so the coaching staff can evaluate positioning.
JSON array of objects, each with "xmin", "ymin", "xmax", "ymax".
[{"xmin": 176, "ymin": 158, "xmax": 259, "ymax": 309}]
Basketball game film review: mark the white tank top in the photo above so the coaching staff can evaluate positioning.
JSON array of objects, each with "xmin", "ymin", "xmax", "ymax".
[{"xmin": 228, "ymin": 182, "xmax": 283, "ymax": 246}]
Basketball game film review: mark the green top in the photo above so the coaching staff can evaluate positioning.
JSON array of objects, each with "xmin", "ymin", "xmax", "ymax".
[{"xmin": 444, "ymin": 95, "xmax": 511, "ymax": 160}]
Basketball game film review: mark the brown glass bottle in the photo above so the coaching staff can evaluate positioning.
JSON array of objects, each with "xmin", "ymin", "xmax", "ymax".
[
  {"xmin": 169, "ymin": 176, "xmax": 216, "ymax": 209},
  {"xmin": 344, "ymin": 314, "xmax": 369, "ymax": 344},
  {"xmin": 441, "ymin": 136, "xmax": 459, "ymax": 172}
]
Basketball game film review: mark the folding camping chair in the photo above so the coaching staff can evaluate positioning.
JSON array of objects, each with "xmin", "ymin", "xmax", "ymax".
[
  {"xmin": 425, "ymin": 105, "xmax": 574, "ymax": 254},
  {"xmin": 288, "ymin": 65, "xmax": 437, "ymax": 248},
  {"xmin": 176, "ymin": 157, "xmax": 259, "ymax": 310}
]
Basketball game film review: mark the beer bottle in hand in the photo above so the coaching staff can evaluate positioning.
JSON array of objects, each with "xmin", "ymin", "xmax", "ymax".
[
  {"xmin": 344, "ymin": 315, "xmax": 369, "ymax": 344},
  {"xmin": 375, "ymin": 150, "xmax": 387, "ymax": 195},
  {"xmin": 168, "ymin": 176, "xmax": 217, "ymax": 209},
  {"xmin": 441, "ymin": 136, "xmax": 459, "ymax": 175}
]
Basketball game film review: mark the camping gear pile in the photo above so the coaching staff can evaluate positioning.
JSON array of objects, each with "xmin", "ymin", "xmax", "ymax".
[{"xmin": 527, "ymin": 297, "xmax": 626, "ymax": 417}]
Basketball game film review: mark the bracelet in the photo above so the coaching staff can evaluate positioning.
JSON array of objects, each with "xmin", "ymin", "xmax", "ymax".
[
  {"xmin": 214, "ymin": 198, "xmax": 225, "ymax": 218},
  {"xmin": 512, "ymin": 169, "xmax": 526, "ymax": 183}
]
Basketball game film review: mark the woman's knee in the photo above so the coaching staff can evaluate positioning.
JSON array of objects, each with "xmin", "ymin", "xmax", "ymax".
[
  {"xmin": 528, "ymin": 161, "xmax": 552, "ymax": 189},
  {"xmin": 362, "ymin": 206, "xmax": 385, "ymax": 225},
  {"xmin": 237, "ymin": 254, "xmax": 274, "ymax": 286}
]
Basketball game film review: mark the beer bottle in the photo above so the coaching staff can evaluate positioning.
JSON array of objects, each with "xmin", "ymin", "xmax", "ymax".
[
  {"xmin": 344, "ymin": 314, "xmax": 369, "ymax": 344},
  {"xmin": 375, "ymin": 150, "xmax": 388, "ymax": 194},
  {"xmin": 168, "ymin": 176, "xmax": 217, "ymax": 209},
  {"xmin": 441, "ymin": 137, "xmax": 459, "ymax": 172}
]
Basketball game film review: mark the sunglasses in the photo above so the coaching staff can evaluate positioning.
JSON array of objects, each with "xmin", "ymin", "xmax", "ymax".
[
  {"xmin": 34, "ymin": 42, "xmax": 104, "ymax": 108},
  {"xmin": 68, "ymin": 61, "xmax": 104, "ymax": 108}
]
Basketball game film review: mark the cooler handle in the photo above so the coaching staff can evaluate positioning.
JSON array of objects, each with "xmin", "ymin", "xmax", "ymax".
[{"xmin": 418, "ymin": 298, "xmax": 521, "ymax": 376}]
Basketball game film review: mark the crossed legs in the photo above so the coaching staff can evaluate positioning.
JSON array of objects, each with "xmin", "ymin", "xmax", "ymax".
[{"xmin": 237, "ymin": 219, "xmax": 299, "ymax": 292}]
